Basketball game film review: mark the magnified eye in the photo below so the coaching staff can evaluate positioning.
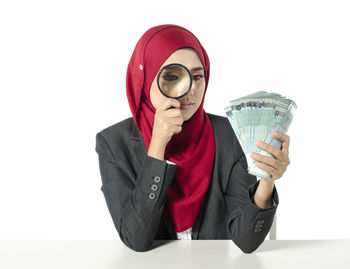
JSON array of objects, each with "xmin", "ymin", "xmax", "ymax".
[
  {"xmin": 163, "ymin": 74, "xmax": 178, "ymax": 81},
  {"xmin": 193, "ymin": 75, "xmax": 204, "ymax": 81}
]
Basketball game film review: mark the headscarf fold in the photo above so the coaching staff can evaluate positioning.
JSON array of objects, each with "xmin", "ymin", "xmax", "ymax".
[{"xmin": 126, "ymin": 24, "xmax": 215, "ymax": 233}]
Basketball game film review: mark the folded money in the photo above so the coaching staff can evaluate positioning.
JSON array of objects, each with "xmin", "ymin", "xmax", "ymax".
[{"xmin": 224, "ymin": 90, "xmax": 297, "ymax": 180}]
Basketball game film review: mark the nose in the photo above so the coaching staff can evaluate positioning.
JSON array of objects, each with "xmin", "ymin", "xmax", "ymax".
[
  {"xmin": 179, "ymin": 90, "xmax": 194, "ymax": 104},
  {"xmin": 182, "ymin": 87, "xmax": 194, "ymax": 99}
]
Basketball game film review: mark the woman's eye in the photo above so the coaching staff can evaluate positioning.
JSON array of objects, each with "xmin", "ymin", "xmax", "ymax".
[
  {"xmin": 163, "ymin": 74, "xmax": 178, "ymax": 81},
  {"xmin": 193, "ymin": 74, "xmax": 204, "ymax": 81}
]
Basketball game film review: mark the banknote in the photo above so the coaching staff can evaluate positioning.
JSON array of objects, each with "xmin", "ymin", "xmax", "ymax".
[{"xmin": 224, "ymin": 91, "xmax": 297, "ymax": 180}]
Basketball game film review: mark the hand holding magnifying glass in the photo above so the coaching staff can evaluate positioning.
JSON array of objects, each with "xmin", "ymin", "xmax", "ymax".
[{"xmin": 150, "ymin": 63, "xmax": 194, "ymax": 146}]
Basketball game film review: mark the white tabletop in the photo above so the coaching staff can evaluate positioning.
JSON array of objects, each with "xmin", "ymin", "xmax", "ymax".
[{"xmin": 1, "ymin": 239, "xmax": 349, "ymax": 269}]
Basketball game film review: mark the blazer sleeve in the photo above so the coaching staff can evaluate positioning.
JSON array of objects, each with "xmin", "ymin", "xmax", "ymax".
[
  {"xmin": 95, "ymin": 132, "xmax": 178, "ymax": 252},
  {"xmin": 224, "ymin": 151, "xmax": 279, "ymax": 254}
]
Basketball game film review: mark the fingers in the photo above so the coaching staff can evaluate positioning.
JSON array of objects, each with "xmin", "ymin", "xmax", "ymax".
[
  {"xmin": 173, "ymin": 125, "xmax": 183, "ymax": 134},
  {"xmin": 163, "ymin": 107, "xmax": 182, "ymax": 119},
  {"xmin": 256, "ymin": 140, "xmax": 282, "ymax": 159},
  {"xmin": 255, "ymin": 161, "xmax": 283, "ymax": 180},
  {"xmin": 165, "ymin": 116, "xmax": 184, "ymax": 126},
  {"xmin": 159, "ymin": 98, "xmax": 181, "ymax": 111},
  {"xmin": 158, "ymin": 99, "xmax": 183, "ymax": 118},
  {"xmin": 252, "ymin": 131, "xmax": 292, "ymax": 180},
  {"xmin": 153, "ymin": 98, "xmax": 185, "ymax": 143},
  {"xmin": 251, "ymin": 152, "xmax": 284, "ymax": 171},
  {"xmin": 271, "ymin": 131, "xmax": 290, "ymax": 151},
  {"xmin": 156, "ymin": 98, "xmax": 184, "ymax": 127},
  {"xmin": 256, "ymin": 140, "xmax": 290, "ymax": 165}
]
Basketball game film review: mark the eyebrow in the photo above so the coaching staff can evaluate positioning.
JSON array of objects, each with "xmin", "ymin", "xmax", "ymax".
[
  {"xmin": 162, "ymin": 65, "xmax": 204, "ymax": 72},
  {"xmin": 191, "ymin": 67, "xmax": 204, "ymax": 72}
]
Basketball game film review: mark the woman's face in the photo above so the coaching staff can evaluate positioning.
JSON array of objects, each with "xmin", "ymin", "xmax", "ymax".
[{"xmin": 150, "ymin": 48, "xmax": 206, "ymax": 121}]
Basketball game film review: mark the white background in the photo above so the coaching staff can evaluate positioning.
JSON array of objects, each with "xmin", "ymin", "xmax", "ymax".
[{"xmin": 1, "ymin": 0, "xmax": 349, "ymax": 240}]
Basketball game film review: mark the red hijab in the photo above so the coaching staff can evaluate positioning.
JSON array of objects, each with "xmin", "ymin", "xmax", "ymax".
[{"xmin": 126, "ymin": 24, "xmax": 215, "ymax": 233}]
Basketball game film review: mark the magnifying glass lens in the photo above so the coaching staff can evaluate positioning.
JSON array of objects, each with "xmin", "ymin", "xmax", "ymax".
[{"xmin": 158, "ymin": 64, "xmax": 191, "ymax": 98}]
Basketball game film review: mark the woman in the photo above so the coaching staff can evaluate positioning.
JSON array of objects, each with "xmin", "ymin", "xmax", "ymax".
[{"xmin": 95, "ymin": 24, "xmax": 291, "ymax": 253}]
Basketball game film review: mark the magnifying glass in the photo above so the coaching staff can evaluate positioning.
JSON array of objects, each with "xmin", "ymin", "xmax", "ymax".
[{"xmin": 157, "ymin": 63, "xmax": 193, "ymax": 108}]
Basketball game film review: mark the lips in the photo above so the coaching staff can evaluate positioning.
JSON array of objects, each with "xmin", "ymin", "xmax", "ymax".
[{"xmin": 180, "ymin": 102, "xmax": 194, "ymax": 110}]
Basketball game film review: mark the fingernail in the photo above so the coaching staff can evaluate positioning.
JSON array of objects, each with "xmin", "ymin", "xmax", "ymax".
[{"xmin": 272, "ymin": 131, "xmax": 278, "ymax": 136}]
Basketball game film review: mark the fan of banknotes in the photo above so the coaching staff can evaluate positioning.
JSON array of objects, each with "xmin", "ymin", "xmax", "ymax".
[{"xmin": 224, "ymin": 90, "xmax": 297, "ymax": 180}]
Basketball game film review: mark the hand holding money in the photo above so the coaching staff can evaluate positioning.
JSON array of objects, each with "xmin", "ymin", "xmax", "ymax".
[
  {"xmin": 224, "ymin": 90, "xmax": 296, "ymax": 180},
  {"xmin": 250, "ymin": 130, "xmax": 291, "ymax": 181}
]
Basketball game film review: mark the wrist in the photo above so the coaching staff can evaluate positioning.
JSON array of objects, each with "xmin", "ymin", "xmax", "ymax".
[
  {"xmin": 252, "ymin": 178, "xmax": 275, "ymax": 208},
  {"xmin": 148, "ymin": 138, "xmax": 167, "ymax": 161},
  {"xmin": 260, "ymin": 177, "xmax": 275, "ymax": 186}
]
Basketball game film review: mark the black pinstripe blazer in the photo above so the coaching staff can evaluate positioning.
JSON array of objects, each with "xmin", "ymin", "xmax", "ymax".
[{"xmin": 95, "ymin": 112, "xmax": 279, "ymax": 253}]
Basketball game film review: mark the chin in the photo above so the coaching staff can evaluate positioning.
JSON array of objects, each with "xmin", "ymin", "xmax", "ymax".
[{"xmin": 181, "ymin": 111, "xmax": 194, "ymax": 122}]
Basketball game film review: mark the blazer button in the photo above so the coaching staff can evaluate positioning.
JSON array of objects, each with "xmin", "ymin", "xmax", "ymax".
[
  {"xmin": 255, "ymin": 223, "xmax": 263, "ymax": 228},
  {"xmin": 148, "ymin": 193, "xmax": 156, "ymax": 200},
  {"xmin": 256, "ymin": 219, "xmax": 265, "ymax": 224},
  {"xmin": 153, "ymin": 176, "xmax": 161, "ymax": 183},
  {"xmin": 151, "ymin": 184, "xmax": 158, "ymax": 191},
  {"xmin": 254, "ymin": 227, "xmax": 262, "ymax": 232}
]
